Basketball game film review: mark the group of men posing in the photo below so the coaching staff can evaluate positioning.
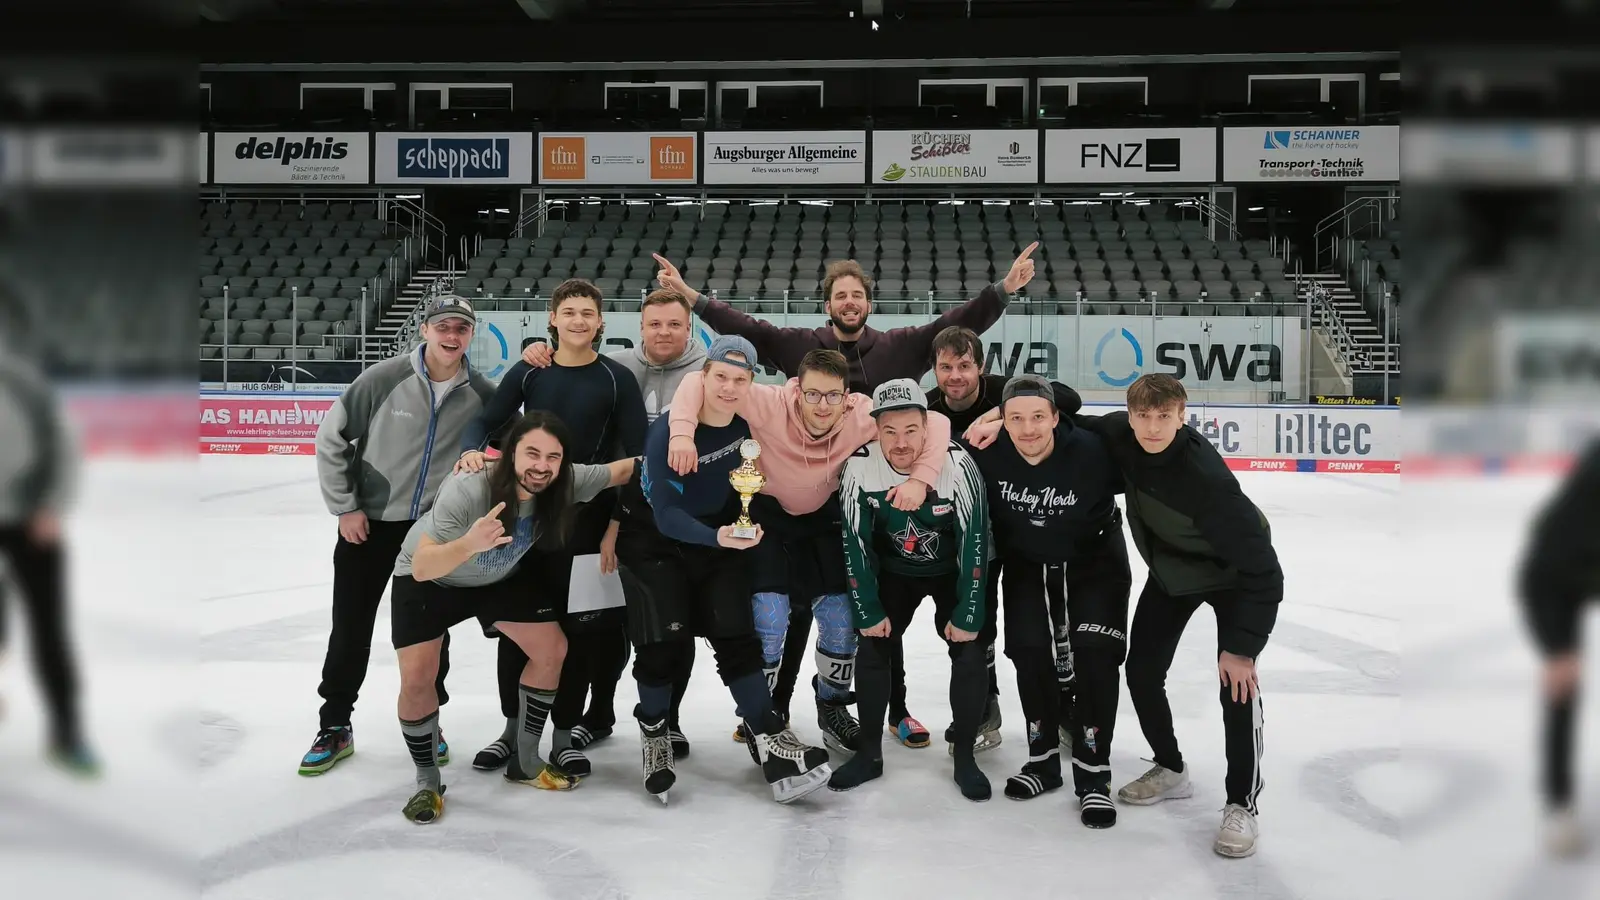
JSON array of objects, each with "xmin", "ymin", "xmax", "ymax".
[{"xmin": 305, "ymin": 245, "xmax": 1283, "ymax": 859}]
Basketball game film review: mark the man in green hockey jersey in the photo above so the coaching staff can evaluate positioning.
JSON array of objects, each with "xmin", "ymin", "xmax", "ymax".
[{"xmin": 830, "ymin": 378, "xmax": 994, "ymax": 802}]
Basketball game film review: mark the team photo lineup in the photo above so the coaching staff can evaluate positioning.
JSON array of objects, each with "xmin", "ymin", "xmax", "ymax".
[{"xmin": 305, "ymin": 244, "xmax": 1281, "ymax": 858}]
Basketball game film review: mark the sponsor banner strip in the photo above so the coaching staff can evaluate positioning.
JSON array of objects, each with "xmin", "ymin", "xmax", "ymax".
[{"xmin": 201, "ymin": 441, "xmax": 317, "ymax": 456}]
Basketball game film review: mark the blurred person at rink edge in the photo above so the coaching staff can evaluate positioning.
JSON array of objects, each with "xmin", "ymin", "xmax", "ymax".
[
  {"xmin": 516, "ymin": 286, "xmax": 709, "ymax": 760},
  {"xmin": 1518, "ymin": 438, "xmax": 1600, "ymax": 859},
  {"xmin": 651, "ymin": 246, "xmax": 1039, "ymax": 748},
  {"xmin": 970, "ymin": 373, "xmax": 1282, "ymax": 855},
  {"xmin": 0, "ymin": 348, "xmax": 95, "ymax": 774},
  {"xmin": 460, "ymin": 278, "xmax": 647, "ymax": 777},
  {"xmin": 390, "ymin": 412, "xmax": 636, "ymax": 822},
  {"xmin": 925, "ymin": 324, "xmax": 1086, "ymax": 757},
  {"xmin": 300, "ymin": 295, "xmax": 495, "ymax": 776},
  {"xmin": 664, "ymin": 349, "xmax": 953, "ymax": 754}
]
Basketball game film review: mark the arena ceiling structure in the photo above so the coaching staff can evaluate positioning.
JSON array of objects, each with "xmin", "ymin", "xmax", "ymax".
[{"xmin": 197, "ymin": 0, "xmax": 1402, "ymax": 65}]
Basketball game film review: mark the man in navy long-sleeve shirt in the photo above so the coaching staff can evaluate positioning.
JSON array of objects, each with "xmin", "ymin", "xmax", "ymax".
[
  {"xmin": 455, "ymin": 279, "xmax": 647, "ymax": 774},
  {"xmin": 613, "ymin": 336, "xmax": 833, "ymax": 804}
]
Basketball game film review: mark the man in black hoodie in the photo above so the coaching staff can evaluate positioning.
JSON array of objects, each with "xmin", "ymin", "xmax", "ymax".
[
  {"xmin": 1517, "ymin": 438, "xmax": 1599, "ymax": 858},
  {"xmin": 1087, "ymin": 374, "xmax": 1281, "ymax": 859}
]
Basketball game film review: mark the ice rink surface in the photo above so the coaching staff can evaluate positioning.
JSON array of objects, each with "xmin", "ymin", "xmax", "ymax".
[{"xmin": 0, "ymin": 456, "xmax": 1591, "ymax": 899}]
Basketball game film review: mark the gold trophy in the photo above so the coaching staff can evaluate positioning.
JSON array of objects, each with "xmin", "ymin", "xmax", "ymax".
[{"xmin": 728, "ymin": 439, "xmax": 766, "ymax": 540}]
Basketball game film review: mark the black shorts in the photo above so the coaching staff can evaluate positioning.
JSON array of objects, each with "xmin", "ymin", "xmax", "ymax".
[
  {"xmin": 391, "ymin": 548, "xmax": 572, "ymax": 649},
  {"xmin": 880, "ymin": 571, "xmax": 1000, "ymax": 648},
  {"xmin": 747, "ymin": 493, "xmax": 848, "ymax": 600},
  {"xmin": 617, "ymin": 526, "xmax": 755, "ymax": 646}
]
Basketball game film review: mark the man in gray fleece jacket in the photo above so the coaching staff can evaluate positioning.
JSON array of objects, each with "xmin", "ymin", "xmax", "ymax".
[
  {"xmin": 0, "ymin": 349, "xmax": 94, "ymax": 773},
  {"xmin": 300, "ymin": 295, "xmax": 496, "ymax": 776}
]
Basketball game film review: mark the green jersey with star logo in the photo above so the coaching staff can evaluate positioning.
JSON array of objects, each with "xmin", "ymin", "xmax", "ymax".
[{"xmin": 839, "ymin": 439, "xmax": 990, "ymax": 631}]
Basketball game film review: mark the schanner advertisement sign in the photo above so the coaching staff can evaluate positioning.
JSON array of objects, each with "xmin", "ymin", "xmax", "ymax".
[
  {"xmin": 1221, "ymin": 125, "xmax": 1399, "ymax": 182},
  {"xmin": 211, "ymin": 132, "xmax": 371, "ymax": 185},
  {"xmin": 374, "ymin": 132, "xmax": 534, "ymax": 184},
  {"xmin": 872, "ymin": 129, "xmax": 1038, "ymax": 185},
  {"xmin": 703, "ymin": 131, "xmax": 866, "ymax": 185},
  {"xmin": 538, "ymin": 132, "xmax": 697, "ymax": 185},
  {"xmin": 1044, "ymin": 128, "xmax": 1217, "ymax": 184}
]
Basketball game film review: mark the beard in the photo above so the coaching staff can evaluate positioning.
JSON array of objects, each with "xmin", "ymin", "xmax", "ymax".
[
  {"xmin": 518, "ymin": 468, "xmax": 554, "ymax": 494},
  {"xmin": 829, "ymin": 309, "xmax": 867, "ymax": 336}
]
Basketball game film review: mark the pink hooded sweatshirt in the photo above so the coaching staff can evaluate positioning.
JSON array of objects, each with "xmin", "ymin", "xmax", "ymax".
[{"xmin": 667, "ymin": 372, "xmax": 951, "ymax": 516}]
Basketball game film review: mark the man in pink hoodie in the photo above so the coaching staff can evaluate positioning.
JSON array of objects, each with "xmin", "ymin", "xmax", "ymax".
[{"xmin": 666, "ymin": 349, "xmax": 953, "ymax": 752}]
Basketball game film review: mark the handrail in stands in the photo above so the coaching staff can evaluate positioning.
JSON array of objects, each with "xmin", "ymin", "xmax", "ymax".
[{"xmin": 1315, "ymin": 195, "xmax": 1398, "ymax": 273}]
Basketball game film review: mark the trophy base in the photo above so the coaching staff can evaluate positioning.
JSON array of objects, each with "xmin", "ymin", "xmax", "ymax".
[{"xmin": 729, "ymin": 523, "xmax": 759, "ymax": 540}]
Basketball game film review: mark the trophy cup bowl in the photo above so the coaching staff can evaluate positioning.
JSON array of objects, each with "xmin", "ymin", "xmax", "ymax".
[{"xmin": 728, "ymin": 439, "xmax": 766, "ymax": 540}]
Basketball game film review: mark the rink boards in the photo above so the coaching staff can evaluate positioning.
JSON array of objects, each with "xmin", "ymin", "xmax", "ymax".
[{"xmin": 188, "ymin": 393, "xmax": 1405, "ymax": 473}]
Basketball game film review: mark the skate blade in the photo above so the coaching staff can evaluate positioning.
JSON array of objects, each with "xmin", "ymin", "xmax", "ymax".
[
  {"xmin": 823, "ymin": 733, "xmax": 856, "ymax": 754},
  {"xmin": 946, "ymin": 731, "xmax": 1002, "ymax": 757},
  {"xmin": 1116, "ymin": 784, "xmax": 1194, "ymax": 806},
  {"xmin": 772, "ymin": 765, "xmax": 833, "ymax": 803}
]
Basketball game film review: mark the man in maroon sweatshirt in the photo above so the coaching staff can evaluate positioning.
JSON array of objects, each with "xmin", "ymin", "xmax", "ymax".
[
  {"xmin": 651, "ymin": 245, "xmax": 1038, "ymax": 396},
  {"xmin": 651, "ymin": 245, "xmax": 1039, "ymax": 748}
]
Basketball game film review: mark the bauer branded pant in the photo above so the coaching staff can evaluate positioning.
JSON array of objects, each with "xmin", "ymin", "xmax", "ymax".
[
  {"xmin": 857, "ymin": 572, "xmax": 996, "ymax": 759},
  {"xmin": 1002, "ymin": 518, "xmax": 1130, "ymax": 798},
  {"xmin": 1124, "ymin": 580, "xmax": 1267, "ymax": 815},
  {"xmin": 318, "ymin": 519, "xmax": 450, "ymax": 730},
  {"xmin": 0, "ymin": 526, "xmax": 81, "ymax": 747}
]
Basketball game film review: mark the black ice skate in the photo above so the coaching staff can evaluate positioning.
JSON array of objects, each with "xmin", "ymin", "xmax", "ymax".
[
  {"xmin": 754, "ymin": 727, "xmax": 832, "ymax": 803},
  {"xmin": 814, "ymin": 676, "xmax": 861, "ymax": 753},
  {"xmin": 639, "ymin": 717, "xmax": 676, "ymax": 804}
]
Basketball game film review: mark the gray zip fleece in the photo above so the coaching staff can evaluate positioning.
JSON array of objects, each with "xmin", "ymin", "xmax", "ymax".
[
  {"xmin": 606, "ymin": 340, "xmax": 707, "ymax": 423},
  {"xmin": 316, "ymin": 344, "xmax": 496, "ymax": 522},
  {"xmin": 0, "ymin": 354, "xmax": 73, "ymax": 526}
]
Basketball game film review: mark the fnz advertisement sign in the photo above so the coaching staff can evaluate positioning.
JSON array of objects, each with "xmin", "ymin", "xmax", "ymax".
[
  {"xmin": 1222, "ymin": 126, "xmax": 1399, "ymax": 182},
  {"xmin": 1044, "ymin": 128, "xmax": 1217, "ymax": 184},
  {"xmin": 374, "ymin": 132, "xmax": 534, "ymax": 184}
]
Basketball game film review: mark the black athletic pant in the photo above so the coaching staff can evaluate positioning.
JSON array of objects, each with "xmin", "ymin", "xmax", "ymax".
[
  {"xmin": 318, "ymin": 519, "xmax": 450, "ymax": 731},
  {"xmin": 1125, "ymin": 579, "xmax": 1266, "ymax": 814},
  {"xmin": 1543, "ymin": 692, "xmax": 1579, "ymax": 807},
  {"xmin": 858, "ymin": 573, "xmax": 995, "ymax": 760},
  {"xmin": 0, "ymin": 526, "xmax": 80, "ymax": 747},
  {"xmin": 1003, "ymin": 525, "xmax": 1130, "ymax": 797},
  {"xmin": 889, "ymin": 564, "xmax": 1004, "ymax": 725}
]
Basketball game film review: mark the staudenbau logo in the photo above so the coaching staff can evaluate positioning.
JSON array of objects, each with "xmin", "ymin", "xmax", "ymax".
[{"xmin": 398, "ymin": 137, "xmax": 511, "ymax": 179}]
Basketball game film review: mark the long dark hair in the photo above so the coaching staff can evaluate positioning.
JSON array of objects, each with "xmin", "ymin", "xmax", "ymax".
[{"xmin": 487, "ymin": 410, "xmax": 578, "ymax": 546}]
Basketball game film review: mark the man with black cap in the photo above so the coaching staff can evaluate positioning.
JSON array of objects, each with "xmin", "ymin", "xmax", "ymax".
[
  {"xmin": 300, "ymin": 294, "xmax": 496, "ymax": 777},
  {"xmin": 960, "ymin": 374, "xmax": 1131, "ymax": 827},
  {"xmin": 833, "ymin": 378, "xmax": 994, "ymax": 801}
]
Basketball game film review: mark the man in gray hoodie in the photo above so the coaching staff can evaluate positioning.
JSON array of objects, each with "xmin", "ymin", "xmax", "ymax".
[
  {"xmin": 513, "ymin": 287, "xmax": 707, "ymax": 759},
  {"xmin": 300, "ymin": 295, "xmax": 496, "ymax": 776}
]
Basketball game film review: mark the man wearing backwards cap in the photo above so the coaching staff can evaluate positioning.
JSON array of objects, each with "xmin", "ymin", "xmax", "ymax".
[
  {"xmin": 664, "ymin": 349, "xmax": 954, "ymax": 755},
  {"xmin": 300, "ymin": 295, "xmax": 496, "ymax": 777},
  {"xmin": 959, "ymin": 374, "xmax": 1131, "ymax": 827},
  {"xmin": 616, "ymin": 335, "xmax": 834, "ymax": 804},
  {"xmin": 833, "ymin": 378, "xmax": 995, "ymax": 801}
]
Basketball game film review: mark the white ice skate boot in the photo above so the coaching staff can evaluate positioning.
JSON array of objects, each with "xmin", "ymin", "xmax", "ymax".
[
  {"xmin": 1117, "ymin": 761, "xmax": 1193, "ymax": 806},
  {"xmin": 1213, "ymin": 804, "xmax": 1259, "ymax": 858}
]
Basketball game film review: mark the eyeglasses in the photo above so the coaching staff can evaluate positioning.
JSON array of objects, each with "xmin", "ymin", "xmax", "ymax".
[{"xmin": 802, "ymin": 390, "xmax": 846, "ymax": 406}]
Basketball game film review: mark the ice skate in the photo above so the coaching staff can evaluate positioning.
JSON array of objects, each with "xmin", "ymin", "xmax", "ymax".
[
  {"xmin": 947, "ymin": 695, "xmax": 1003, "ymax": 756},
  {"xmin": 755, "ymin": 728, "xmax": 832, "ymax": 803},
  {"xmin": 1116, "ymin": 761, "xmax": 1193, "ymax": 806},
  {"xmin": 1213, "ymin": 804, "xmax": 1258, "ymax": 858},
  {"xmin": 669, "ymin": 719, "xmax": 691, "ymax": 760},
  {"xmin": 815, "ymin": 678, "xmax": 862, "ymax": 753},
  {"xmin": 639, "ymin": 717, "xmax": 676, "ymax": 804}
]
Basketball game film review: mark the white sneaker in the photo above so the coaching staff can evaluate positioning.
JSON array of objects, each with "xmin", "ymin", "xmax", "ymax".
[
  {"xmin": 1546, "ymin": 806, "xmax": 1586, "ymax": 859},
  {"xmin": 1117, "ymin": 762, "xmax": 1193, "ymax": 805},
  {"xmin": 1214, "ymin": 804, "xmax": 1258, "ymax": 858}
]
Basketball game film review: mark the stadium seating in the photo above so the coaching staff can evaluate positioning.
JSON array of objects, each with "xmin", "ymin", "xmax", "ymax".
[
  {"xmin": 1347, "ymin": 216, "xmax": 1402, "ymax": 343},
  {"xmin": 456, "ymin": 200, "xmax": 1297, "ymax": 317},
  {"xmin": 198, "ymin": 200, "xmax": 413, "ymax": 362}
]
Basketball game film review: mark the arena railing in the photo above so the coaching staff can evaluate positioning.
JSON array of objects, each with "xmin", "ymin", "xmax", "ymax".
[{"xmin": 198, "ymin": 191, "xmax": 450, "ymax": 271}]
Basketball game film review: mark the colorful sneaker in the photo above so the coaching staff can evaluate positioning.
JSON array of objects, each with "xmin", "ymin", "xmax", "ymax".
[
  {"xmin": 437, "ymin": 730, "xmax": 450, "ymax": 767},
  {"xmin": 298, "ymin": 726, "xmax": 354, "ymax": 776},
  {"xmin": 889, "ymin": 716, "xmax": 930, "ymax": 749}
]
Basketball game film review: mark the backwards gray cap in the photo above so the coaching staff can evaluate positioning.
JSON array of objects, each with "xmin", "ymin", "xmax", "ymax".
[
  {"xmin": 1001, "ymin": 374, "xmax": 1056, "ymax": 411},
  {"xmin": 706, "ymin": 334, "xmax": 759, "ymax": 371}
]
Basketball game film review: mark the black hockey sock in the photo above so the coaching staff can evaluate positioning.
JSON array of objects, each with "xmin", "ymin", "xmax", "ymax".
[
  {"xmin": 637, "ymin": 682, "xmax": 673, "ymax": 723},
  {"xmin": 727, "ymin": 671, "xmax": 782, "ymax": 734},
  {"xmin": 517, "ymin": 686, "xmax": 556, "ymax": 774},
  {"xmin": 1544, "ymin": 694, "xmax": 1577, "ymax": 807},
  {"xmin": 828, "ymin": 753, "xmax": 883, "ymax": 791},
  {"xmin": 401, "ymin": 712, "xmax": 441, "ymax": 792},
  {"xmin": 953, "ymin": 750, "xmax": 991, "ymax": 802}
]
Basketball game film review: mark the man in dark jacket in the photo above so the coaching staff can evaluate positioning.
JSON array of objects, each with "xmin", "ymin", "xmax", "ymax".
[
  {"xmin": 1090, "ymin": 374, "xmax": 1281, "ymax": 859},
  {"xmin": 650, "ymin": 247, "xmax": 1039, "ymax": 746},
  {"xmin": 1517, "ymin": 438, "xmax": 1599, "ymax": 858}
]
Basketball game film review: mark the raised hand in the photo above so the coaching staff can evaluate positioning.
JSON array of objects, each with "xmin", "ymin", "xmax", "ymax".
[
  {"xmin": 652, "ymin": 253, "xmax": 693, "ymax": 299},
  {"xmin": 463, "ymin": 501, "xmax": 516, "ymax": 553},
  {"xmin": 1003, "ymin": 241, "xmax": 1039, "ymax": 293}
]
